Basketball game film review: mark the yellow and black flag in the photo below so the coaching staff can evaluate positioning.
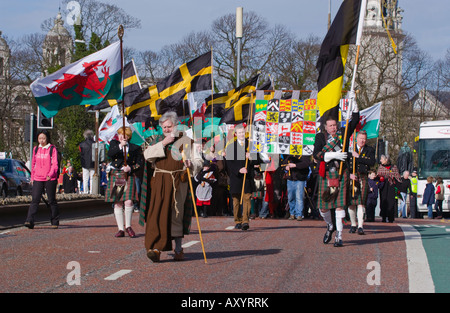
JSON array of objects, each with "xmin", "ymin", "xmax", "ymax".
[
  {"xmin": 203, "ymin": 75, "xmax": 261, "ymax": 125},
  {"xmin": 86, "ymin": 60, "xmax": 141, "ymax": 111},
  {"xmin": 316, "ymin": 0, "xmax": 362, "ymax": 122},
  {"xmin": 126, "ymin": 51, "xmax": 212, "ymax": 123}
]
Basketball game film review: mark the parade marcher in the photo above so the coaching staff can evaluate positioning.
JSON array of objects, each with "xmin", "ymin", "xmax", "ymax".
[
  {"xmin": 284, "ymin": 155, "xmax": 311, "ymax": 221},
  {"xmin": 224, "ymin": 124, "xmax": 268, "ymax": 231},
  {"xmin": 377, "ymin": 154, "xmax": 402, "ymax": 223},
  {"xmin": 348, "ymin": 130, "xmax": 376, "ymax": 234},
  {"xmin": 105, "ymin": 127, "xmax": 143, "ymax": 238},
  {"xmin": 62, "ymin": 166, "xmax": 78, "ymax": 194},
  {"xmin": 79, "ymin": 129, "xmax": 95, "ymax": 194},
  {"xmin": 313, "ymin": 101, "xmax": 359, "ymax": 247},
  {"xmin": 25, "ymin": 130, "xmax": 60, "ymax": 229},
  {"xmin": 141, "ymin": 112, "xmax": 202, "ymax": 262}
]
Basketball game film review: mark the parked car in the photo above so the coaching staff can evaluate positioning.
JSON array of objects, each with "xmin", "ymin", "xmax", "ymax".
[{"xmin": 0, "ymin": 158, "xmax": 32, "ymax": 197}]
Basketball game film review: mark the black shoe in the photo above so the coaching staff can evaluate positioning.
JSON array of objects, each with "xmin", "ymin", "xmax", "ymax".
[
  {"xmin": 357, "ymin": 227, "xmax": 365, "ymax": 235},
  {"xmin": 242, "ymin": 223, "xmax": 249, "ymax": 231},
  {"xmin": 24, "ymin": 222, "xmax": 34, "ymax": 229},
  {"xmin": 334, "ymin": 238, "xmax": 343, "ymax": 247},
  {"xmin": 235, "ymin": 223, "xmax": 242, "ymax": 229},
  {"xmin": 349, "ymin": 226, "xmax": 357, "ymax": 233},
  {"xmin": 323, "ymin": 224, "xmax": 334, "ymax": 244}
]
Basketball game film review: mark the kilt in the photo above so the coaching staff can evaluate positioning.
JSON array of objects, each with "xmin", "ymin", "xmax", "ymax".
[
  {"xmin": 317, "ymin": 169, "xmax": 349, "ymax": 210},
  {"xmin": 105, "ymin": 169, "xmax": 138, "ymax": 203},
  {"xmin": 348, "ymin": 173, "xmax": 369, "ymax": 206}
]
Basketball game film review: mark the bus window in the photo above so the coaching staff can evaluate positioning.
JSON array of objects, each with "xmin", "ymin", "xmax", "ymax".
[{"xmin": 418, "ymin": 139, "xmax": 450, "ymax": 180}]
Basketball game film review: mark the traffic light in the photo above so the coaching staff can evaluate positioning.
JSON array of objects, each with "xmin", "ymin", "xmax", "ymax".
[
  {"xmin": 37, "ymin": 107, "xmax": 53, "ymax": 129},
  {"xmin": 24, "ymin": 113, "xmax": 37, "ymax": 142}
]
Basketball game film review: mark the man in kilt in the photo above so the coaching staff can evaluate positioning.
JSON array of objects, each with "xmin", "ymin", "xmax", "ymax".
[
  {"xmin": 105, "ymin": 126, "xmax": 144, "ymax": 238},
  {"xmin": 313, "ymin": 102, "xmax": 359, "ymax": 247},
  {"xmin": 348, "ymin": 130, "xmax": 376, "ymax": 235}
]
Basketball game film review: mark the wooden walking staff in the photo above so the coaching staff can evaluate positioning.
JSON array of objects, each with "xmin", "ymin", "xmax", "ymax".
[
  {"xmin": 118, "ymin": 25, "xmax": 127, "ymax": 167},
  {"xmin": 339, "ymin": 0, "xmax": 367, "ymax": 176},
  {"xmin": 240, "ymin": 93, "xmax": 255, "ymax": 205},
  {"xmin": 182, "ymin": 147, "xmax": 207, "ymax": 264}
]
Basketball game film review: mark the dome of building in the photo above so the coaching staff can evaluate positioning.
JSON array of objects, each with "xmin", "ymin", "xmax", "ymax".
[{"xmin": 45, "ymin": 12, "xmax": 71, "ymax": 40}]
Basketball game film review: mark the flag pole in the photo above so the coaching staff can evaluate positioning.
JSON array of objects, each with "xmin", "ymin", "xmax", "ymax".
[
  {"xmin": 118, "ymin": 24, "xmax": 127, "ymax": 167},
  {"xmin": 210, "ymin": 46, "xmax": 214, "ymax": 141},
  {"xmin": 339, "ymin": 0, "xmax": 367, "ymax": 176},
  {"xmin": 240, "ymin": 92, "xmax": 254, "ymax": 205},
  {"xmin": 182, "ymin": 148, "xmax": 207, "ymax": 264}
]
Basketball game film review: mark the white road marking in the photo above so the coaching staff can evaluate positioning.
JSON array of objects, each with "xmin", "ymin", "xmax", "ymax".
[
  {"xmin": 399, "ymin": 224, "xmax": 435, "ymax": 293},
  {"xmin": 88, "ymin": 251, "xmax": 101, "ymax": 253},
  {"xmin": 182, "ymin": 240, "xmax": 199, "ymax": 248},
  {"xmin": 226, "ymin": 226, "xmax": 235, "ymax": 230},
  {"xmin": 104, "ymin": 270, "xmax": 132, "ymax": 281}
]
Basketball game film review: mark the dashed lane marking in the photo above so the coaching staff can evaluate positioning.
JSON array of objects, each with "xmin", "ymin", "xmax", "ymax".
[
  {"xmin": 104, "ymin": 270, "xmax": 132, "ymax": 281},
  {"xmin": 182, "ymin": 241, "xmax": 200, "ymax": 248}
]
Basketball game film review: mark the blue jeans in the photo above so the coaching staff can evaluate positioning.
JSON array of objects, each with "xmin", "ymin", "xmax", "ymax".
[
  {"xmin": 259, "ymin": 190, "xmax": 269, "ymax": 218},
  {"xmin": 427, "ymin": 204, "xmax": 434, "ymax": 218},
  {"xmin": 287, "ymin": 180, "xmax": 306, "ymax": 218},
  {"xmin": 399, "ymin": 192, "xmax": 407, "ymax": 217}
]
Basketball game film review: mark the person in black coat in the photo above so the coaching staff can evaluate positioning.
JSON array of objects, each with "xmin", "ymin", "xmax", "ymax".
[
  {"xmin": 224, "ymin": 124, "xmax": 266, "ymax": 231},
  {"xmin": 79, "ymin": 129, "xmax": 95, "ymax": 194}
]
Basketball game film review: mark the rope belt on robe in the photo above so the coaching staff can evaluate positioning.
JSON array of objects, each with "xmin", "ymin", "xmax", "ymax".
[{"xmin": 153, "ymin": 167, "xmax": 186, "ymax": 218}]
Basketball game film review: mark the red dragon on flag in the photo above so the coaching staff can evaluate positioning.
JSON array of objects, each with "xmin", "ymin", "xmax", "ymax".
[{"xmin": 46, "ymin": 60, "xmax": 110, "ymax": 100}]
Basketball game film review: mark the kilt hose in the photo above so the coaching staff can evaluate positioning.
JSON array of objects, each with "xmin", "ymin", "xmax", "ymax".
[
  {"xmin": 348, "ymin": 173, "xmax": 369, "ymax": 206},
  {"xmin": 317, "ymin": 169, "xmax": 349, "ymax": 210},
  {"xmin": 105, "ymin": 169, "xmax": 138, "ymax": 203}
]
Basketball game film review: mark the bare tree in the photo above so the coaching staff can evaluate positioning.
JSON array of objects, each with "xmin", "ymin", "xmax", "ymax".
[
  {"xmin": 41, "ymin": 0, "xmax": 141, "ymax": 47},
  {"xmin": 269, "ymin": 34, "xmax": 321, "ymax": 92}
]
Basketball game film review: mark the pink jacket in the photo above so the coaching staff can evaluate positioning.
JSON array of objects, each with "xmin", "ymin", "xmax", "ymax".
[{"xmin": 31, "ymin": 144, "xmax": 59, "ymax": 182}]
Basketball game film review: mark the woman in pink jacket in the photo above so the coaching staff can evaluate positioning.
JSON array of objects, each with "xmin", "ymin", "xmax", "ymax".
[{"xmin": 24, "ymin": 130, "xmax": 60, "ymax": 229}]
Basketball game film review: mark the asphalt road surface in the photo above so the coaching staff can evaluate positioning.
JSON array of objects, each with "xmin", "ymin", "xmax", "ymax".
[{"xmin": 2, "ymin": 208, "xmax": 449, "ymax": 300}]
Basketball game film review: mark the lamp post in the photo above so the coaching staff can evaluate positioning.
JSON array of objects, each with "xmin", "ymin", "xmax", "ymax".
[{"xmin": 236, "ymin": 7, "xmax": 243, "ymax": 87}]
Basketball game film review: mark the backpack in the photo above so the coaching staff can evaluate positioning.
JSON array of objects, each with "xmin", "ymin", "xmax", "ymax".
[{"xmin": 34, "ymin": 145, "xmax": 62, "ymax": 175}]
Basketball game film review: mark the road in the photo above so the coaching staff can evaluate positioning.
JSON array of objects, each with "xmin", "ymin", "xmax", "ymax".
[{"xmin": 1, "ymin": 207, "xmax": 449, "ymax": 299}]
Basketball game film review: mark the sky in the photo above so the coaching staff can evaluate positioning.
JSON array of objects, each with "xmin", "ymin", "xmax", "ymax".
[{"xmin": 0, "ymin": 0, "xmax": 449, "ymax": 62}]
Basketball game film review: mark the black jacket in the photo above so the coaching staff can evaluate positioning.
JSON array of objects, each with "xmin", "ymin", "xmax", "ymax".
[
  {"xmin": 79, "ymin": 138, "xmax": 95, "ymax": 169},
  {"xmin": 108, "ymin": 140, "xmax": 143, "ymax": 175},
  {"xmin": 283, "ymin": 155, "xmax": 311, "ymax": 181},
  {"xmin": 225, "ymin": 139, "xmax": 260, "ymax": 194},
  {"xmin": 313, "ymin": 111, "xmax": 359, "ymax": 171},
  {"xmin": 348, "ymin": 144, "xmax": 376, "ymax": 174}
]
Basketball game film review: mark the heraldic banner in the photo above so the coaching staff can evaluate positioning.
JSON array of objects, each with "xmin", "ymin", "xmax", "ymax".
[{"xmin": 250, "ymin": 90, "xmax": 319, "ymax": 156}]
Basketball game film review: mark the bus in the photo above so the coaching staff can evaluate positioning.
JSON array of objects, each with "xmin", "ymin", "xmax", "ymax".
[{"xmin": 416, "ymin": 120, "xmax": 450, "ymax": 216}]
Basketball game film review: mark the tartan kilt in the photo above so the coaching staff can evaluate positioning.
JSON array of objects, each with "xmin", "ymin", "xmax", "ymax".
[
  {"xmin": 348, "ymin": 173, "xmax": 369, "ymax": 206},
  {"xmin": 317, "ymin": 169, "xmax": 349, "ymax": 210},
  {"xmin": 105, "ymin": 169, "xmax": 138, "ymax": 203}
]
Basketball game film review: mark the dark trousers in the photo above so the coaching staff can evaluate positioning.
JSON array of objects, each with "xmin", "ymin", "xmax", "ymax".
[
  {"xmin": 26, "ymin": 180, "xmax": 60, "ymax": 225},
  {"xmin": 435, "ymin": 199, "xmax": 443, "ymax": 217},
  {"xmin": 409, "ymin": 193, "xmax": 417, "ymax": 218},
  {"xmin": 366, "ymin": 198, "xmax": 377, "ymax": 222}
]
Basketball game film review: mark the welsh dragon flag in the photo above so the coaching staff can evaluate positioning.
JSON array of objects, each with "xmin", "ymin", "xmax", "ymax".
[
  {"xmin": 30, "ymin": 41, "xmax": 122, "ymax": 118},
  {"xmin": 341, "ymin": 100, "xmax": 381, "ymax": 139}
]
